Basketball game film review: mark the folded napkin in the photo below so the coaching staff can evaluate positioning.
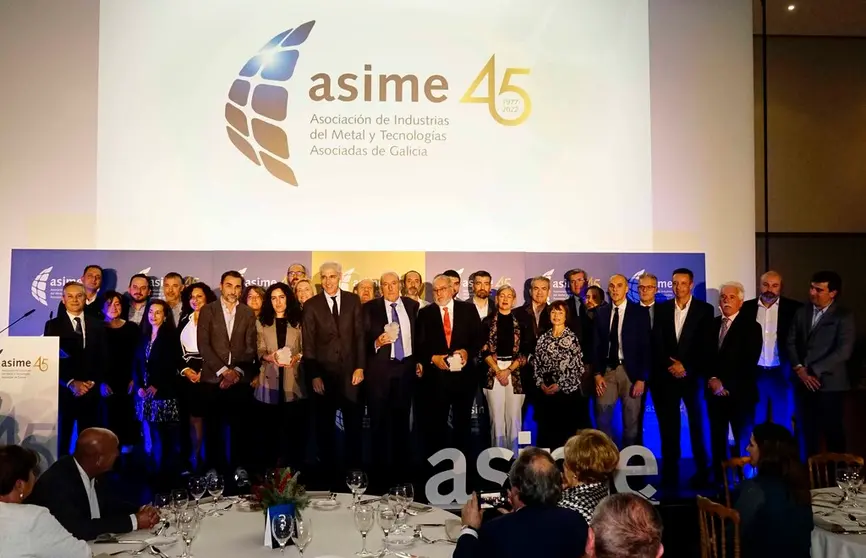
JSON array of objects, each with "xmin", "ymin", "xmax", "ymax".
[
  {"xmin": 814, "ymin": 513, "xmax": 864, "ymax": 533},
  {"xmin": 306, "ymin": 491, "xmax": 333, "ymax": 499}
]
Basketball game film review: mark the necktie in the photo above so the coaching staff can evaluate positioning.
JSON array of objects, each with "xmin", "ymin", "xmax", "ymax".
[
  {"xmin": 73, "ymin": 317, "xmax": 83, "ymax": 336},
  {"xmin": 391, "ymin": 302, "xmax": 405, "ymax": 361},
  {"xmin": 331, "ymin": 296, "xmax": 339, "ymax": 325},
  {"xmin": 443, "ymin": 307, "xmax": 452, "ymax": 347},
  {"xmin": 718, "ymin": 317, "xmax": 730, "ymax": 348},
  {"xmin": 608, "ymin": 306, "xmax": 620, "ymax": 368},
  {"xmin": 811, "ymin": 307, "xmax": 824, "ymax": 330}
]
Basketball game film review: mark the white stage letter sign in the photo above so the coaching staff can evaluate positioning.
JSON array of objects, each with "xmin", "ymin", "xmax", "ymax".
[
  {"xmin": 0, "ymin": 337, "xmax": 59, "ymax": 466},
  {"xmin": 613, "ymin": 445, "xmax": 659, "ymax": 500},
  {"xmin": 425, "ymin": 448, "xmax": 469, "ymax": 505}
]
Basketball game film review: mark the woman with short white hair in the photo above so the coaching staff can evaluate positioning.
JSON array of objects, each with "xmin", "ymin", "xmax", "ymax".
[{"xmin": 480, "ymin": 285, "xmax": 533, "ymax": 452}]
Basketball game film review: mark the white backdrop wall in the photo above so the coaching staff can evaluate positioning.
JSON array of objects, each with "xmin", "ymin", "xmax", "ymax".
[{"xmin": 0, "ymin": 0, "xmax": 754, "ymax": 329}]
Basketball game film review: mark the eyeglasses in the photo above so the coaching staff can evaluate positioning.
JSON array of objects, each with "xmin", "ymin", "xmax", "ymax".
[{"xmin": 637, "ymin": 286, "xmax": 657, "ymax": 291}]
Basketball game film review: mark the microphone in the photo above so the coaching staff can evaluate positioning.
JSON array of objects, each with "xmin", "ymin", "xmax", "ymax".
[{"xmin": 0, "ymin": 309, "xmax": 36, "ymax": 336}]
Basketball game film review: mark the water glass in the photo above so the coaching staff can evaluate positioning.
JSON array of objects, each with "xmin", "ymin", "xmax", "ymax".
[
  {"xmin": 153, "ymin": 493, "xmax": 171, "ymax": 521},
  {"xmin": 389, "ymin": 485, "xmax": 410, "ymax": 530},
  {"xmin": 353, "ymin": 504, "xmax": 376, "ymax": 557},
  {"xmin": 378, "ymin": 507, "xmax": 397, "ymax": 553},
  {"xmin": 292, "ymin": 514, "xmax": 313, "ymax": 557},
  {"xmin": 272, "ymin": 513, "xmax": 294, "ymax": 554},
  {"xmin": 178, "ymin": 509, "xmax": 200, "ymax": 558},
  {"xmin": 171, "ymin": 489, "xmax": 189, "ymax": 526},
  {"xmin": 849, "ymin": 466, "xmax": 863, "ymax": 507},
  {"xmin": 346, "ymin": 470, "xmax": 368, "ymax": 509}
]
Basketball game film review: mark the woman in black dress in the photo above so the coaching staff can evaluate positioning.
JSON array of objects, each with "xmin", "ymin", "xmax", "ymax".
[
  {"xmin": 177, "ymin": 282, "xmax": 216, "ymax": 473},
  {"xmin": 100, "ymin": 290, "xmax": 140, "ymax": 449}
]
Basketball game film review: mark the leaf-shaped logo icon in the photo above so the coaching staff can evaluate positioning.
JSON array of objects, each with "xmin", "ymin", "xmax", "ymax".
[
  {"xmin": 138, "ymin": 267, "xmax": 152, "ymax": 275},
  {"xmin": 340, "ymin": 268, "xmax": 356, "ymax": 291},
  {"xmin": 238, "ymin": 268, "xmax": 248, "ymax": 276},
  {"xmin": 542, "ymin": 269, "xmax": 555, "ymax": 280}
]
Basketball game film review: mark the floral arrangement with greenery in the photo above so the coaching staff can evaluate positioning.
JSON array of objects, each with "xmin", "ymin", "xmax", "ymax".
[{"xmin": 252, "ymin": 468, "xmax": 310, "ymax": 515}]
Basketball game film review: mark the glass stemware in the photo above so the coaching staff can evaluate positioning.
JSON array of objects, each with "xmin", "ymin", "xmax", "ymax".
[
  {"xmin": 848, "ymin": 465, "xmax": 863, "ymax": 508},
  {"xmin": 346, "ymin": 470, "xmax": 369, "ymax": 509},
  {"xmin": 153, "ymin": 493, "xmax": 171, "ymax": 521},
  {"xmin": 837, "ymin": 465, "xmax": 853, "ymax": 505},
  {"xmin": 178, "ymin": 509, "xmax": 200, "ymax": 558},
  {"xmin": 292, "ymin": 514, "xmax": 313, "ymax": 557},
  {"xmin": 389, "ymin": 485, "xmax": 410, "ymax": 531},
  {"xmin": 272, "ymin": 513, "xmax": 294, "ymax": 554},
  {"xmin": 207, "ymin": 474, "xmax": 225, "ymax": 515},
  {"xmin": 378, "ymin": 507, "xmax": 396, "ymax": 554},
  {"xmin": 171, "ymin": 489, "xmax": 189, "ymax": 528},
  {"xmin": 188, "ymin": 476, "xmax": 207, "ymax": 516},
  {"xmin": 353, "ymin": 504, "xmax": 376, "ymax": 557}
]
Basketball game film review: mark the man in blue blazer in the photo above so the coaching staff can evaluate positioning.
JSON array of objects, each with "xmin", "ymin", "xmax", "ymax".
[
  {"xmin": 593, "ymin": 274, "xmax": 652, "ymax": 448},
  {"xmin": 455, "ymin": 448, "xmax": 588, "ymax": 558}
]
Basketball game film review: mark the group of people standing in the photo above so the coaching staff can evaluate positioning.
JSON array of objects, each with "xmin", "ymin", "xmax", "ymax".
[{"xmin": 45, "ymin": 260, "xmax": 854, "ymax": 491}]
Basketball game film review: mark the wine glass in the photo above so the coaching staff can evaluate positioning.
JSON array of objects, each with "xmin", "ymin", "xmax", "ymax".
[
  {"xmin": 292, "ymin": 514, "xmax": 313, "ymax": 557},
  {"xmin": 188, "ymin": 476, "xmax": 207, "ymax": 516},
  {"xmin": 346, "ymin": 470, "xmax": 368, "ymax": 509},
  {"xmin": 836, "ymin": 465, "xmax": 853, "ymax": 505},
  {"xmin": 171, "ymin": 489, "xmax": 189, "ymax": 526},
  {"xmin": 353, "ymin": 504, "xmax": 376, "ymax": 557},
  {"xmin": 207, "ymin": 474, "xmax": 225, "ymax": 515},
  {"xmin": 153, "ymin": 493, "xmax": 171, "ymax": 520},
  {"xmin": 178, "ymin": 509, "xmax": 200, "ymax": 558},
  {"xmin": 849, "ymin": 465, "xmax": 863, "ymax": 508},
  {"xmin": 271, "ymin": 513, "xmax": 294, "ymax": 554},
  {"xmin": 378, "ymin": 507, "xmax": 396, "ymax": 554},
  {"xmin": 389, "ymin": 485, "xmax": 410, "ymax": 531},
  {"xmin": 397, "ymin": 483, "xmax": 414, "ymax": 531}
]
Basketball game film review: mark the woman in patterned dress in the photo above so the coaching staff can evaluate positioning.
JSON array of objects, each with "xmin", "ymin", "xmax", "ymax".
[
  {"xmin": 133, "ymin": 299, "xmax": 181, "ymax": 487},
  {"xmin": 532, "ymin": 300, "xmax": 586, "ymax": 451}
]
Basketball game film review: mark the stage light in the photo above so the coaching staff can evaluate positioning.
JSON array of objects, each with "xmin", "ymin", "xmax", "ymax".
[{"xmin": 787, "ymin": 4, "xmax": 796, "ymax": 11}]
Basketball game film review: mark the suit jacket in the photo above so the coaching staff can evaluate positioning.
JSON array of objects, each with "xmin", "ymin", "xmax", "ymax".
[
  {"xmin": 565, "ymin": 295, "xmax": 594, "ymax": 359},
  {"xmin": 415, "ymin": 300, "xmax": 483, "ymax": 377},
  {"xmin": 196, "ymin": 300, "xmax": 258, "ymax": 384},
  {"xmin": 43, "ymin": 311, "xmax": 109, "ymax": 388},
  {"xmin": 468, "ymin": 297, "xmax": 497, "ymax": 320},
  {"xmin": 25, "ymin": 455, "xmax": 138, "ymax": 541},
  {"xmin": 740, "ymin": 297, "xmax": 802, "ymax": 367},
  {"xmin": 363, "ymin": 296, "xmax": 419, "ymax": 397},
  {"xmin": 593, "ymin": 301, "xmax": 652, "ymax": 383},
  {"xmin": 711, "ymin": 314, "xmax": 764, "ymax": 401},
  {"xmin": 132, "ymin": 329, "xmax": 182, "ymax": 400},
  {"xmin": 301, "ymin": 290, "xmax": 365, "ymax": 401},
  {"xmin": 56, "ymin": 294, "xmax": 105, "ymax": 321},
  {"xmin": 515, "ymin": 301, "xmax": 552, "ymax": 339},
  {"xmin": 453, "ymin": 505, "xmax": 588, "ymax": 558},
  {"xmin": 255, "ymin": 319, "xmax": 304, "ymax": 402},
  {"xmin": 786, "ymin": 303, "xmax": 856, "ymax": 392},
  {"xmin": 651, "ymin": 297, "xmax": 715, "ymax": 383}
]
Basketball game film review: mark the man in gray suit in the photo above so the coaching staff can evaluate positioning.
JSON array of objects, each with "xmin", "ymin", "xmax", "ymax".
[
  {"xmin": 787, "ymin": 271, "xmax": 855, "ymax": 456},
  {"xmin": 302, "ymin": 261, "xmax": 365, "ymax": 484},
  {"xmin": 197, "ymin": 270, "xmax": 258, "ymax": 478}
]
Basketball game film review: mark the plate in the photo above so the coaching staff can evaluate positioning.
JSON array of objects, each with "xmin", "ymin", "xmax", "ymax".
[{"xmin": 311, "ymin": 498, "xmax": 341, "ymax": 511}]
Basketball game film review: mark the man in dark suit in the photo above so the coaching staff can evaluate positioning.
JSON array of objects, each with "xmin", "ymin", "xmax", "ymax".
[
  {"xmin": 516, "ymin": 276, "xmax": 552, "ymax": 338},
  {"xmin": 455, "ymin": 448, "xmax": 588, "ymax": 558},
  {"xmin": 302, "ymin": 261, "xmax": 366, "ymax": 479},
  {"xmin": 363, "ymin": 271, "xmax": 419, "ymax": 484},
  {"xmin": 787, "ymin": 271, "xmax": 856, "ymax": 456},
  {"xmin": 197, "ymin": 270, "xmax": 258, "ymax": 478},
  {"xmin": 707, "ymin": 282, "xmax": 763, "ymax": 473},
  {"xmin": 739, "ymin": 271, "xmax": 802, "ymax": 430},
  {"xmin": 416, "ymin": 273, "xmax": 483, "ymax": 456},
  {"xmin": 44, "ymin": 281, "xmax": 109, "ymax": 457},
  {"xmin": 593, "ymin": 274, "xmax": 652, "ymax": 448},
  {"xmin": 55, "ymin": 265, "xmax": 105, "ymax": 320},
  {"xmin": 469, "ymin": 270, "xmax": 496, "ymax": 321},
  {"xmin": 564, "ymin": 268, "xmax": 594, "ymax": 354},
  {"xmin": 651, "ymin": 268, "xmax": 713, "ymax": 487},
  {"xmin": 26, "ymin": 428, "xmax": 160, "ymax": 540}
]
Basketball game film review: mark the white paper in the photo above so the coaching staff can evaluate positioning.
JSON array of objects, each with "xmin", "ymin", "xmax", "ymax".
[
  {"xmin": 264, "ymin": 508, "xmax": 272, "ymax": 546},
  {"xmin": 276, "ymin": 347, "xmax": 293, "ymax": 366},
  {"xmin": 518, "ymin": 431, "xmax": 532, "ymax": 445},
  {"xmin": 449, "ymin": 353, "xmax": 464, "ymax": 371},
  {"xmin": 384, "ymin": 322, "xmax": 400, "ymax": 342}
]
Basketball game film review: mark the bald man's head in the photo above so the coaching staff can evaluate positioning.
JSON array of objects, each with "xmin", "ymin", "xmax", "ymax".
[
  {"xmin": 509, "ymin": 447, "xmax": 562, "ymax": 507},
  {"xmin": 74, "ymin": 428, "xmax": 119, "ymax": 478}
]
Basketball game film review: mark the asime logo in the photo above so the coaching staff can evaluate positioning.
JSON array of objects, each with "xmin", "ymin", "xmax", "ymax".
[
  {"xmin": 225, "ymin": 21, "xmax": 316, "ymax": 187},
  {"xmin": 31, "ymin": 266, "xmax": 53, "ymax": 306}
]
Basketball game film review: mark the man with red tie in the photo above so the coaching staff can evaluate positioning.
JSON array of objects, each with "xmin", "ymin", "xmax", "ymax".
[{"xmin": 416, "ymin": 274, "xmax": 483, "ymax": 457}]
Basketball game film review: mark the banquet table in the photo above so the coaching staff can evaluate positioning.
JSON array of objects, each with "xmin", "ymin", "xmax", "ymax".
[
  {"xmin": 811, "ymin": 487, "xmax": 866, "ymax": 558},
  {"xmin": 90, "ymin": 493, "xmax": 460, "ymax": 558}
]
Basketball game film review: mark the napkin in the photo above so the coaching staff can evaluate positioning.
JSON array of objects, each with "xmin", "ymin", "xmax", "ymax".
[
  {"xmin": 813, "ymin": 513, "xmax": 864, "ymax": 533},
  {"xmin": 306, "ymin": 491, "xmax": 333, "ymax": 499}
]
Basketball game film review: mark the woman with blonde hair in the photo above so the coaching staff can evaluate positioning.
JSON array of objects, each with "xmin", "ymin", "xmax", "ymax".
[{"xmin": 559, "ymin": 428, "xmax": 620, "ymax": 522}]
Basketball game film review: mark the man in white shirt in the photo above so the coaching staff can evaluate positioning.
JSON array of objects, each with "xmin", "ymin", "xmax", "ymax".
[
  {"xmin": 402, "ymin": 270, "xmax": 429, "ymax": 308},
  {"xmin": 26, "ymin": 428, "xmax": 160, "ymax": 541}
]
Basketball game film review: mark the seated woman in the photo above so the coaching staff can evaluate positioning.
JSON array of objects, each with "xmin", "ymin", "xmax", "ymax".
[
  {"xmin": 734, "ymin": 422, "xmax": 813, "ymax": 558},
  {"xmin": 559, "ymin": 429, "xmax": 620, "ymax": 523},
  {"xmin": 0, "ymin": 445, "xmax": 92, "ymax": 557}
]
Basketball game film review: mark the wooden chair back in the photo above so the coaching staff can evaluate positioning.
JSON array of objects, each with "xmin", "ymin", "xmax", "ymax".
[
  {"xmin": 808, "ymin": 453, "xmax": 865, "ymax": 489},
  {"xmin": 697, "ymin": 495, "xmax": 740, "ymax": 558},
  {"xmin": 721, "ymin": 456, "xmax": 752, "ymax": 507}
]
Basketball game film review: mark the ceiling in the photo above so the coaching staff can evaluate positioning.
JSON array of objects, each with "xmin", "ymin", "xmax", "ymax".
[{"xmin": 753, "ymin": 0, "xmax": 866, "ymax": 36}]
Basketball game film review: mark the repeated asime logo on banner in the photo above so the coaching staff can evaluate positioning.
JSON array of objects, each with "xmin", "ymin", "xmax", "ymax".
[{"xmin": 224, "ymin": 19, "xmax": 532, "ymax": 187}]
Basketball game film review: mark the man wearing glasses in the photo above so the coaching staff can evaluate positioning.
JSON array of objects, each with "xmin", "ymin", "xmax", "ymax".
[
  {"xmin": 637, "ymin": 273, "xmax": 659, "ymax": 329},
  {"xmin": 286, "ymin": 263, "xmax": 307, "ymax": 288}
]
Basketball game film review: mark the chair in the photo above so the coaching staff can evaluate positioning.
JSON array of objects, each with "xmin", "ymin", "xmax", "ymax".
[
  {"xmin": 721, "ymin": 456, "xmax": 751, "ymax": 507},
  {"xmin": 697, "ymin": 496, "xmax": 740, "ymax": 558},
  {"xmin": 807, "ymin": 453, "xmax": 865, "ymax": 489}
]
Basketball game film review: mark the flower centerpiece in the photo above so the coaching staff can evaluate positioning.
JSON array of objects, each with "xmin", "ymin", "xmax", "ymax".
[{"xmin": 253, "ymin": 468, "xmax": 310, "ymax": 548}]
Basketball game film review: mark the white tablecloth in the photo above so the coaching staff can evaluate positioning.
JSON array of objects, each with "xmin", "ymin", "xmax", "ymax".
[
  {"xmin": 90, "ymin": 494, "xmax": 459, "ymax": 558},
  {"xmin": 811, "ymin": 488, "xmax": 866, "ymax": 558}
]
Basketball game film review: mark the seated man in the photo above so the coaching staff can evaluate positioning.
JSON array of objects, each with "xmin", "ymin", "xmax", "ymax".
[
  {"xmin": 586, "ymin": 493, "xmax": 664, "ymax": 558},
  {"xmin": 26, "ymin": 428, "xmax": 159, "ymax": 540},
  {"xmin": 456, "ymin": 447, "xmax": 588, "ymax": 558}
]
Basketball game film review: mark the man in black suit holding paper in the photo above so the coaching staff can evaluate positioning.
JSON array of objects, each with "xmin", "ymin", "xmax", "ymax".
[
  {"xmin": 416, "ymin": 273, "xmax": 483, "ymax": 456},
  {"xmin": 44, "ymin": 281, "xmax": 109, "ymax": 456},
  {"xmin": 364, "ymin": 271, "xmax": 419, "ymax": 483},
  {"xmin": 302, "ymin": 261, "xmax": 366, "ymax": 479},
  {"xmin": 651, "ymin": 268, "xmax": 713, "ymax": 488},
  {"xmin": 707, "ymin": 282, "xmax": 763, "ymax": 473}
]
